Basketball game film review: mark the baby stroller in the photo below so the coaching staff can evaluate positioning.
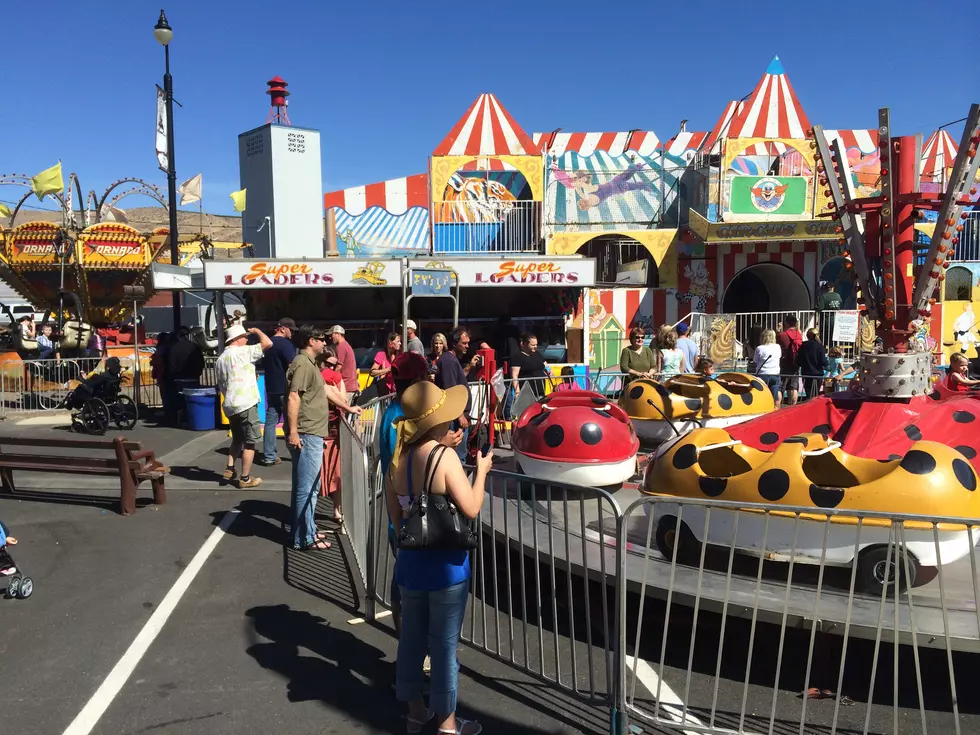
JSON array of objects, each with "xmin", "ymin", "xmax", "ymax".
[
  {"xmin": 1, "ymin": 547, "xmax": 32, "ymax": 600},
  {"xmin": 63, "ymin": 357, "xmax": 139, "ymax": 435}
]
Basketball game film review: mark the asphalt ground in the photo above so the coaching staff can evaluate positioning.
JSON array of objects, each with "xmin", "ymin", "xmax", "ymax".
[{"xmin": 0, "ymin": 418, "xmax": 974, "ymax": 734}]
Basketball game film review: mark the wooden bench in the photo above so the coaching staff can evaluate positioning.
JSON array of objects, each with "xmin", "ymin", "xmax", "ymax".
[{"xmin": 0, "ymin": 436, "xmax": 167, "ymax": 515}]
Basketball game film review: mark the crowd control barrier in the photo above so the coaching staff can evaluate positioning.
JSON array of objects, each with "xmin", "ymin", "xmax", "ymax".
[{"xmin": 338, "ymin": 396, "xmax": 978, "ymax": 734}]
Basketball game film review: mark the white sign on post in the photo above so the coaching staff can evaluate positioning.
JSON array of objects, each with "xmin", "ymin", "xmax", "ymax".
[{"xmin": 831, "ymin": 310, "xmax": 860, "ymax": 343}]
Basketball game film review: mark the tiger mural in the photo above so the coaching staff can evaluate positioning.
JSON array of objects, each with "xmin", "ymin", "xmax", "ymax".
[{"xmin": 436, "ymin": 173, "xmax": 517, "ymax": 223}]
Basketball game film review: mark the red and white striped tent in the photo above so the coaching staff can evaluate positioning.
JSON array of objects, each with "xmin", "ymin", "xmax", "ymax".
[
  {"xmin": 700, "ymin": 100, "xmax": 744, "ymax": 155},
  {"xmin": 532, "ymin": 131, "xmax": 661, "ymax": 157},
  {"xmin": 920, "ymin": 129, "xmax": 959, "ymax": 179},
  {"xmin": 433, "ymin": 93, "xmax": 536, "ymax": 157}
]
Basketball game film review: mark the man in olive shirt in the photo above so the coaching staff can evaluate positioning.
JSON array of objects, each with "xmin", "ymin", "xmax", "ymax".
[{"xmin": 285, "ymin": 326, "xmax": 332, "ymax": 550}]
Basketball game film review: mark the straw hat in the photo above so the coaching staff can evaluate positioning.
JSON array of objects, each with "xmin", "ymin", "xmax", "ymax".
[{"xmin": 392, "ymin": 381, "xmax": 467, "ymax": 464}]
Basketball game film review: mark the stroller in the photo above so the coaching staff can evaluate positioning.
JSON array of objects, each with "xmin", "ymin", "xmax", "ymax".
[
  {"xmin": 63, "ymin": 357, "xmax": 139, "ymax": 434},
  {"xmin": 1, "ymin": 527, "xmax": 32, "ymax": 601}
]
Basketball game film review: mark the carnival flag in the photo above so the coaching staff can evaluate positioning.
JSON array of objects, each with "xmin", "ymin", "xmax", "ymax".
[
  {"xmin": 230, "ymin": 188, "xmax": 247, "ymax": 213},
  {"xmin": 178, "ymin": 173, "xmax": 202, "ymax": 206},
  {"xmin": 156, "ymin": 85, "xmax": 168, "ymax": 172},
  {"xmin": 101, "ymin": 205, "xmax": 129, "ymax": 223},
  {"xmin": 0, "ymin": 203, "xmax": 11, "ymax": 218},
  {"xmin": 31, "ymin": 162, "xmax": 64, "ymax": 201}
]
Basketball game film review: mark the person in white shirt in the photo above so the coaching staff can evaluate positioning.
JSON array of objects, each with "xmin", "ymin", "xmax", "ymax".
[
  {"xmin": 753, "ymin": 328, "xmax": 782, "ymax": 404},
  {"xmin": 216, "ymin": 324, "xmax": 273, "ymax": 488}
]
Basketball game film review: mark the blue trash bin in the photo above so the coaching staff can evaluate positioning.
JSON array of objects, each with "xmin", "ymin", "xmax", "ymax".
[{"xmin": 184, "ymin": 387, "xmax": 217, "ymax": 431}]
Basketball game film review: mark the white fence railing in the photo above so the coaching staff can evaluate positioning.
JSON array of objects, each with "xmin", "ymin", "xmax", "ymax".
[{"xmin": 432, "ymin": 199, "xmax": 541, "ymax": 254}]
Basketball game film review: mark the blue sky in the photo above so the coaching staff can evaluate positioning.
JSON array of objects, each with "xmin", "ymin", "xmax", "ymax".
[{"xmin": 4, "ymin": 0, "xmax": 978, "ymax": 217}]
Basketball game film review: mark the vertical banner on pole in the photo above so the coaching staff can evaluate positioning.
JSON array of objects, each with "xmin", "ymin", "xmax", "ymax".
[{"xmin": 155, "ymin": 85, "xmax": 168, "ymax": 173}]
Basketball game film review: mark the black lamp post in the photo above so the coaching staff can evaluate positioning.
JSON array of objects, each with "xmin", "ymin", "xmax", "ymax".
[{"xmin": 154, "ymin": 9, "xmax": 181, "ymax": 331}]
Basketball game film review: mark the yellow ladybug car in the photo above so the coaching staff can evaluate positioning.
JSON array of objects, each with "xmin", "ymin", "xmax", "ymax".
[
  {"xmin": 619, "ymin": 373, "xmax": 776, "ymax": 444},
  {"xmin": 643, "ymin": 427, "xmax": 980, "ymax": 595}
]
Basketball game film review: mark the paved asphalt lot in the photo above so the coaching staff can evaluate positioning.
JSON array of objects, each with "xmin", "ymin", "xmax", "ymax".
[{"xmin": 0, "ymin": 417, "xmax": 976, "ymax": 734}]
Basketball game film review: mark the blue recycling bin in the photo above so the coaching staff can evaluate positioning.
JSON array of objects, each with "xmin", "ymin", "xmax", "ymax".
[{"xmin": 184, "ymin": 387, "xmax": 217, "ymax": 431}]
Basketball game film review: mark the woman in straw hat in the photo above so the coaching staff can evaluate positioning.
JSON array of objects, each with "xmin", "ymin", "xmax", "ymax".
[{"xmin": 386, "ymin": 380, "xmax": 493, "ymax": 735}]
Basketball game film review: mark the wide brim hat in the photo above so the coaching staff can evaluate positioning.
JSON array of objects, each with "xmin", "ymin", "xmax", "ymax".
[
  {"xmin": 225, "ymin": 324, "xmax": 247, "ymax": 343},
  {"xmin": 392, "ymin": 381, "xmax": 468, "ymax": 463}
]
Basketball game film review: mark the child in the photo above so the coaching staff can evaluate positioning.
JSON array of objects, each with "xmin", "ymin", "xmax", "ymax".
[
  {"xmin": 0, "ymin": 519, "xmax": 18, "ymax": 576},
  {"xmin": 826, "ymin": 347, "xmax": 843, "ymax": 392},
  {"xmin": 947, "ymin": 353, "xmax": 980, "ymax": 391},
  {"xmin": 553, "ymin": 365, "xmax": 577, "ymax": 392},
  {"xmin": 695, "ymin": 356, "xmax": 714, "ymax": 379}
]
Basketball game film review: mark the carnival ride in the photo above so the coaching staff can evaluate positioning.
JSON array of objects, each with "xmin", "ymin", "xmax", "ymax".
[
  {"xmin": 640, "ymin": 103, "xmax": 980, "ymax": 589},
  {"xmin": 511, "ymin": 389, "xmax": 639, "ymax": 487},
  {"xmin": 618, "ymin": 373, "xmax": 777, "ymax": 443}
]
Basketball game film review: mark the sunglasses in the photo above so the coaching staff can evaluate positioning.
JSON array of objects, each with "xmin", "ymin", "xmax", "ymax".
[{"xmin": 325, "ymin": 361, "xmax": 339, "ymax": 369}]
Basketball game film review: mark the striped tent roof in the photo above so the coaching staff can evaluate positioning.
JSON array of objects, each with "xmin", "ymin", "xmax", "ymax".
[
  {"xmin": 726, "ymin": 55, "xmax": 811, "ymax": 141},
  {"xmin": 532, "ymin": 131, "xmax": 660, "ymax": 157},
  {"xmin": 700, "ymin": 100, "xmax": 744, "ymax": 154},
  {"xmin": 323, "ymin": 173, "xmax": 428, "ymax": 216},
  {"xmin": 433, "ymin": 93, "xmax": 536, "ymax": 157},
  {"xmin": 920, "ymin": 129, "xmax": 959, "ymax": 177}
]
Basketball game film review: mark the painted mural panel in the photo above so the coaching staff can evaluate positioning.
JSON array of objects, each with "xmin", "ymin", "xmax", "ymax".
[
  {"xmin": 544, "ymin": 151, "xmax": 687, "ymax": 233},
  {"xmin": 330, "ymin": 206, "xmax": 430, "ymax": 257},
  {"xmin": 942, "ymin": 264, "xmax": 980, "ymax": 365},
  {"xmin": 730, "ymin": 176, "xmax": 807, "ymax": 216}
]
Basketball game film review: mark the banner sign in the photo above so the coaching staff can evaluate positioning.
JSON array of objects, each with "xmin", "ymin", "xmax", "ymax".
[
  {"xmin": 429, "ymin": 258, "xmax": 595, "ymax": 287},
  {"xmin": 730, "ymin": 176, "xmax": 807, "ymax": 215},
  {"xmin": 203, "ymin": 259, "xmax": 399, "ymax": 289},
  {"xmin": 204, "ymin": 257, "xmax": 596, "ymax": 290},
  {"xmin": 410, "ymin": 268, "xmax": 454, "ymax": 296},
  {"xmin": 78, "ymin": 224, "xmax": 151, "ymax": 270},
  {"xmin": 688, "ymin": 211, "xmax": 840, "ymax": 243}
]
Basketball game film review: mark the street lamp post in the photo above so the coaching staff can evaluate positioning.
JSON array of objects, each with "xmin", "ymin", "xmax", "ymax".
[{"xmin": 154, "ymin": 9, "xmax": 181, "ymax": 331}]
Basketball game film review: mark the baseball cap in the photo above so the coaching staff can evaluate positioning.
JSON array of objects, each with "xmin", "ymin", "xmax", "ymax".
[
  {"xmin": 676, "ymin": 322, "xmax": 690, "ymax": 334},
  {"xmin": 277, "ymin": 317, "xmax": 297, "ymax": 329},
  {"xmin": 392, "ymin": 352, "xmax": 428, "ymax": 382},
  {"xmin": 328, "ymin": 325, "xmax": 345, "ymax": 335},
  {"xmin": 404, "ymin": 319, "xmax": 417, "ymax": 331}
]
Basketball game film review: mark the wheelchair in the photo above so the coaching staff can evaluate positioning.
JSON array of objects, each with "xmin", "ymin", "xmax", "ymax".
[{"xmin": 63, "ymin": 358, "xmax": 138, "ymax": 435}]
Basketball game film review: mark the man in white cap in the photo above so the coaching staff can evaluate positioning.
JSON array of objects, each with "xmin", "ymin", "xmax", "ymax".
[
  {"xmin": 329, "ymin": 325, "xmax": 359, "ymax": 401},
  {"xmin": 215, "ymin": 323, "xmax": 273, "ymax": 488},
  {"xmin": 404, "ymin": 320, "xmax": 424, "ymax": 356}
]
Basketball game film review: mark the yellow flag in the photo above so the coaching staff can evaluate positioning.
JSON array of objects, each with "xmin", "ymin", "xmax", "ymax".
[
  {"xmin": 0, "ymin": 203, "xmax": 11, "ymax": 218},
  {"xmin": 230, "ymin": 188, "xmax": 247, "ymax": 212},
  {"xmin": 31, "ymin": 162, "xmax": 64, "ymax": 201}
]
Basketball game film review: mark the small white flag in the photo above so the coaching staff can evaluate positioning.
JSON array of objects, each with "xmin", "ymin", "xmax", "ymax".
[
  {"xmin": 155, "ymin": 85, "xmax": 168, "ymax": 172},
  {"xmin": 101, "ymin": 205, "xmax": 129, "ymax": 223},
  {"xmin": 178, "ymin": 173, "xmax": 202, "ymax": 205}
]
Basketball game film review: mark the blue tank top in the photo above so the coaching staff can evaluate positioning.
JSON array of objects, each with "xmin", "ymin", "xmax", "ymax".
[{"xmin": 393, "ymin": 446, "xmax": 471, "ymax": 592}]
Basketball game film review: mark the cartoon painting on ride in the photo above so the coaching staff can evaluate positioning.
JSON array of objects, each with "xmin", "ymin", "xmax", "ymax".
[{"xmin": 942, "ymin": 264, "xmax": 980, "ymax": 363}]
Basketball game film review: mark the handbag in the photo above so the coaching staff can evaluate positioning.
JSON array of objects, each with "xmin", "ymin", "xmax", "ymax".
[{"xmin": 397, "ymin": 445, "xmax": 478, "ymax": 551}]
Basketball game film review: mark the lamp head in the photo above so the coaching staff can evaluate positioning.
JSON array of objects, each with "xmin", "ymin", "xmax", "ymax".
[{"xmin": 154, "ymin": 10, "xmax": 173, "ymax": 46}]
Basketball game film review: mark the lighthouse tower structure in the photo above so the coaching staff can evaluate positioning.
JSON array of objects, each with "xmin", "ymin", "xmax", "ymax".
[{"xmin": 237, "ymin": 76, "xmax": 323, "ymax": 259}]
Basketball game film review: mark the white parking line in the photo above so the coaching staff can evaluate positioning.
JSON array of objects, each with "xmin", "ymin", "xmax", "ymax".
[
  {"xmin": 625, "ymin": 655, "xmax": 705, "ymax": 735},
  {"xmin": 61, "ymin": 510, "xmax": 239, "ymax": 735}
]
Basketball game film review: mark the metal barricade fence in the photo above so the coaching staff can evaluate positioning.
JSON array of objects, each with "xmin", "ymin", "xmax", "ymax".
[
  {"xmin": 339, "ymin": 393, "xmax": 394, "ymax": 619},
  {"xmin": 339, "ymin": 400, "xmax": 974, "ymax": 734},
  {"xmin": 0, "ymin": 357, "xmax": 106, "ymax": 417},
  {"xmin": 618, "ymin": 494, "xmax": 979, "ymax": 735}
]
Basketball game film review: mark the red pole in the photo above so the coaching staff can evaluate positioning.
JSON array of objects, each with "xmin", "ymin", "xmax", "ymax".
[{"xmin": 880, "ymin": 135, "xmax": 918, "ymax": 352}]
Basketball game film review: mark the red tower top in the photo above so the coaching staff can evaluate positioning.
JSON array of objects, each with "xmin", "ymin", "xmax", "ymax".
[{"xmin": 266, "ymin": 76, "xmax": 291, "ymax": 126}]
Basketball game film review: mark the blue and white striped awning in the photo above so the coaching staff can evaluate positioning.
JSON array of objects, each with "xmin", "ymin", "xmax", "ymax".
[{"xmin": 331, "ymin": 206, "xmax": 430, "ymax": 256}]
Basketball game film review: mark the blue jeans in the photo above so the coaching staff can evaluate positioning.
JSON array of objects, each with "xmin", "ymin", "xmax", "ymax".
[
  {"xmin": 263, "ymin": 393, "xmax": 285, "ymax": 462},
  {"xmin": 503, "ymin": 386, "xmax": 516, "ymax": 420},
  {"xmin": 396, "ymin": 580, "xmax": 469, "ymax": 715},
  {"xmin": 288, "ymin": 434, "xmax": 324, "ymax": 549},
  {"xmin": 761, "ymin": 374, "xmax": 781, "ymax": 401}
]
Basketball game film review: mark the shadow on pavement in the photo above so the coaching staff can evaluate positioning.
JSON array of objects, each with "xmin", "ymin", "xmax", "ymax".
[
  {"xmin": 0, "ymin": 488, "xmax": 152, "ymax": 514},
  {"xmin": 245, "ymin": 604, "xmax": 594, "ymax": 734}
]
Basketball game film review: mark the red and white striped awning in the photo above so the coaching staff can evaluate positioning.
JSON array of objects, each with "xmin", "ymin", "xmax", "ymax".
[
  {"xmin": 663, "ymin": 131, "xmax": 709, "ymax": 158},
  {"xmin": 920, "ymin": 129, "xmax": 959, "ymax": 177},
  {"xmin": 532, "ymin": 131, "xmax": 660, "ymax": 157},
  {"xmin": 700, "ymin": 101, "xmax": 744, "ymax": 154},
  {"xmin": 323, "ymin": 173, "xmax": 429, "ymax": 216},
  {"xmin": 433, "ymin": 93, "xmax": 536, "ymax": 157},
  {"xmin": 726, "ymin": 55, "xmax": 811, "ymax": 140},
  {"xmin": 822, "ymin": 129, "xmax": 878, "ymax": 155}
]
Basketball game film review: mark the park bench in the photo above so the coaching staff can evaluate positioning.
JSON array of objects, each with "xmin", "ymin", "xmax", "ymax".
[{"xmin": 0, "ymin": 435, "xmax": 167, "ymax": 515}]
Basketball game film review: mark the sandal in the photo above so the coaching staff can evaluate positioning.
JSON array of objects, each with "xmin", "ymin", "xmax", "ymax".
[
  {"xmin": 405, "ymin": 710, "xmax": 434, "ymax": 734},
  {"xmin": 438, "ymin": 719, "xmax": 481, "ymax": 735},
  {"xmin": 5, "ymin": 537, "xmax": 16, "ymax": 546},
  {"xmin": 301, "ymin": 539, "xmax": 331, "ymax": 551}
]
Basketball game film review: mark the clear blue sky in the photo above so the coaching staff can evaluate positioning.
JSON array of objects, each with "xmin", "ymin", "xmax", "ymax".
[{"xmin": 4, "ymin": 0, "xmax": 977, "ymax": 217}]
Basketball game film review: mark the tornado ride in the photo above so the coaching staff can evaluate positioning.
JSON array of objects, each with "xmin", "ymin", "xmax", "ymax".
[
  {"xmin": 645, "ymin": 105, "xmax": 980, "ymax": 597},
  {"xmin": 0, "ymin": 172, "xmax": 222, "ymax": 403}
]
